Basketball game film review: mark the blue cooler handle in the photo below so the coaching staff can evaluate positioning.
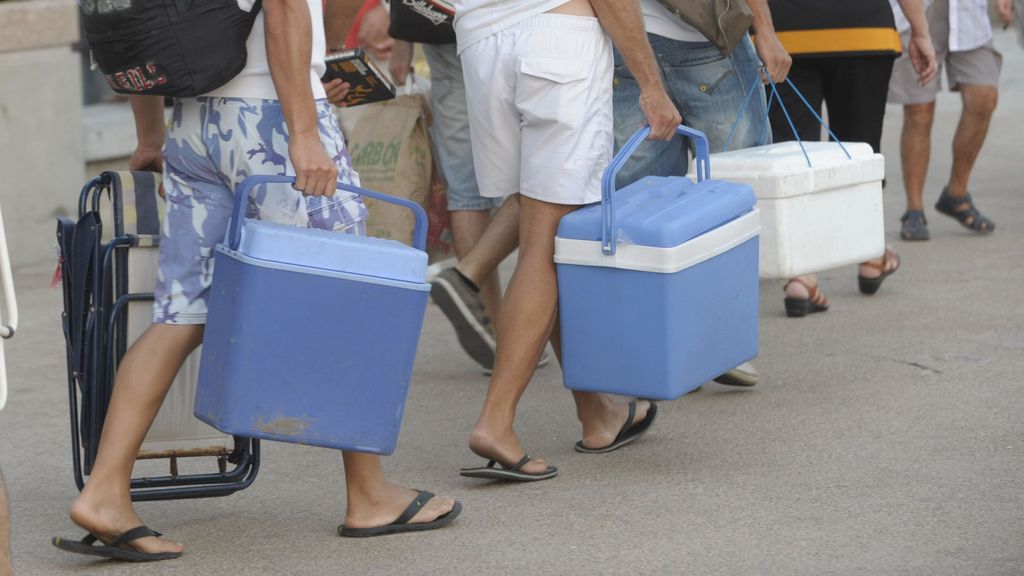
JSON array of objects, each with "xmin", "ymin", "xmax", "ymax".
[
  {"xmin": 226, "ymin": 175, "xmax": 429, "ymax": 252},
  {"xmin": 601, "ymin": 125, "xmax": 710, "ymax": 255}
]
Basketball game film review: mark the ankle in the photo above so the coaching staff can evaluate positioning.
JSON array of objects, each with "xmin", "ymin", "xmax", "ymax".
[{"xmin": 454, "ymin": 267, "xmax": 480, "ymax": 292}]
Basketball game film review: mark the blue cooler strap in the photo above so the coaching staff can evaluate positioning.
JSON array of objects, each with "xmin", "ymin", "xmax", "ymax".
[
  {"xmin": 601, "ymin": 125, "xmax": 710, "ymax": 255},
  {"xmin": 227, "ymin": 175, "xmax": 429, "ymax": 252},
  {"xmin": 723, "ymin": 69, "xmax": 852, "ymax": 166}
]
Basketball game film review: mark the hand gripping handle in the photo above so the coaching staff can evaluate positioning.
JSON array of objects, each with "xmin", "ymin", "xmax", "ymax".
[
  {"xmin": 227, "ymin": 175, "xmax": 428, "ymax": 252},
  {"xmin": 601, "ymin": 125, "xmax": 711, "ymax": 255}
]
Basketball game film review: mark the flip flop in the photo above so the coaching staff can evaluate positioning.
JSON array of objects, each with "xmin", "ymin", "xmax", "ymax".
[
  {"xmin": 575, "ymin": 400, "xmax": 658, "ymax": 454},
  {"xmin": 52, "ymin": 526, "xmax": 182, "ymax": 562},
  {"xmin": 459, "ymin": 454, "xmax": 558, "ymax": 482},
  {"xmin": 857, "ymin": 247, "xmax": 900, "ymax": 295},
  {"xmin": 338, "ymin": 490, "xmax": 462, "ymax": 538}
]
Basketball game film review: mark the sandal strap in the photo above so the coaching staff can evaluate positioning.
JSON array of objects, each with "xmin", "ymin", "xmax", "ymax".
[
  {"xmin": 108, "ymin": 526, "xmax": 161, "ymax": 548},
  {"xmin": 614, "ymin": 401, "xmax": 637, "ymax": 443},
  {"xmin": 861, "ymin": 248, "xmax": 900, "ymax": 273},
  {"xmin": 784, "ymin": 278, "xmax": 827, "ymax": 305},
  {"xmin": 394, "ymin": 490, "xmax": 434, "ymax": 526}
]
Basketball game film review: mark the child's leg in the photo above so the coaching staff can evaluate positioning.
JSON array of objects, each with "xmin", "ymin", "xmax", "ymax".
[
  {"xmin": 340, "ymin": 452, "xmax": 455, "ymax": 529},
  {"xmin": 69, "ymin": 323, "xmax": 202, "ymax": 554}
]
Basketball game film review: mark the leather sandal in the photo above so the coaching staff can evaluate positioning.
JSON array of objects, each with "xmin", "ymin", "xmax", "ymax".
[
  {"xmin": 783, "ymin": 278, "xmax": 829, "ymax": 318},
  {"xmin": 858, "ymin": 247, "xmax": 900, "ymax": 295}
]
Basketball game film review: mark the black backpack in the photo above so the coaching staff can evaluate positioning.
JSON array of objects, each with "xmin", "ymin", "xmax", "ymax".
[
  {"xmin": 80, "ymin": 0, "xmax": 261, "ymax": 97},
  {"xmin": 388, "ymin": 0, "xmax": 456, "ymax": 45}
]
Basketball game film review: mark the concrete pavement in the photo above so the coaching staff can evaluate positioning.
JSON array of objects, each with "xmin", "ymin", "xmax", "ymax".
[{"xmin": 1, "ymin": 30, "xmax": 1022, "ymax": 576}]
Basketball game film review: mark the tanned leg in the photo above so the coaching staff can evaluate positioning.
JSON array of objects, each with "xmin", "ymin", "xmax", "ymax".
[
  {"xmin": 947, "ymin": 84, "xmax": 998, "ymax": 198},
  {"xmin": 901, "ymin": 102, "xmax": 936, "ymax": 212},
  {"xmin": 68, "ymin": 324, "xmax": 203, "ymax": 555},
  {"xmin": 450, "ymin": 209, "xmax": 504, "ymax": 328}
]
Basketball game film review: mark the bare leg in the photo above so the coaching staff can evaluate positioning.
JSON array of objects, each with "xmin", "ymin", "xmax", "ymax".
[
  {"xmin": 468, "ymin": 196, "xmax": 648, "ymax": 468},
  {"xmin": 0, "ymin": 470, "xmax": 11, "ymax": 576},
  {"xmin": 467, "ymin": 195, "xmax": 573, "ymax": 473},
  {"xmin": 69, "ymin": 323, "xmax": 203, "ymax": 555},
  {"xmin": 450, "ymin": 209, "xmax": 503, "ymax": 329},
  {"xmin": 341, "ymin": 453, "xmax": 454, "ymax": 528},
  {"xmin": 548, "ymin": 318, "xmax": 652, "ymax": 449},
  {"xmin": 946, "ymin": 84, "xmax": 998, "ymax": 198},
  {"xmin": 901, "ymin": 102, "xmax": 936, "ymax": 212},
  {"xmin": 456, "ymin": 196, "xmax": 521, "ymax": 295}
]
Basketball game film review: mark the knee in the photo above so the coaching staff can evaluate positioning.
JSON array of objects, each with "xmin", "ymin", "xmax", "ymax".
[
  {"xmin": 904, "ymin": 103, "xmax": 936, "ymax": 128},
  {"xmin": 965, "ymin": 87, "xmax": 998, "ymax": 118}
]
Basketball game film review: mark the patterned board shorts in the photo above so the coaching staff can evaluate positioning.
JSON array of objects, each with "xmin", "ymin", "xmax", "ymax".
[{"xmin": 154, "ymin": 97, "xmax": 368, "ymax": 325}]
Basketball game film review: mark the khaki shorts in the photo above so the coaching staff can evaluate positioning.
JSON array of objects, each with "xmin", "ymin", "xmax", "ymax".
[
  {"xmin": 888, "ymin": 0, "xmax": 1002, "ymax": 104},
  {"xmin": 460, "ymin": 13, "xmax": 613, "ymax": 205}
]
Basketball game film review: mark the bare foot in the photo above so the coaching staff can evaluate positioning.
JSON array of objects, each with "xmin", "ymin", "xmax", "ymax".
[
  {"xmin": 68, "ymin": 489, "xmax": 183, "ymax": 555},
  {"xmin": 343, "ymin": 483, "xmax": 456, "ymax": 529},
  {"xmin": 468, "ymin": 425, "xmax": 551, "ymax": 474},
  {"xmin": 577, "ymin": 398, "xmax": 652, "ymax": 450}
]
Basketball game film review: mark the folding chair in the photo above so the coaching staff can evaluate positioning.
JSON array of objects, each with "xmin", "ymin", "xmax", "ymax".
[{"xmin": 57, "ymin": 171, "xmax": 259, "ymax": 501}]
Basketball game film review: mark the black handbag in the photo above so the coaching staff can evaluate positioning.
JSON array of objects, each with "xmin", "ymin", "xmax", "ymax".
[
  {"xmin": 655, "ymin": 0, "xmax": 753, "ymax": 55},
  {"xmin": 81, "ymin": 0, "xmax": 261, "ymax": 97},
  {"xmin": 388, "ymin": 0, "xmax": 456, "ymax": 45}
]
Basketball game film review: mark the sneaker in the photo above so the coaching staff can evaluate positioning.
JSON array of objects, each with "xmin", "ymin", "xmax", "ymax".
[
  {"xmin": 430, "ymin": 268, "xmax": 496, "ymax": 370},
  {"xmin": 712, "ymin": 361, "xmax": 759, "ymax": 387}
]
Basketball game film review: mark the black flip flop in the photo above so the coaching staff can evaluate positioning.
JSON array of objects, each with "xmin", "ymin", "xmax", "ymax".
[
  {"xmin": 460, "ymin": 454, "xmax": 558, "ymax": 482},
  {"xmin": 575, "ymin": 400, "xmax": 658, "ymax": 454},
  {"xmin": 338, "ymin": 490, "xmax": 462, "ymax": 538},
  {"xmin": 52, "ymin": 526, "xmax": 182, "ymax": 562}
]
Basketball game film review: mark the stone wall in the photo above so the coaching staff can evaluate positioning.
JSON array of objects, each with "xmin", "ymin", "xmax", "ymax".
[{"xmin": 0, "ymin": 0, "xmax": 84, "ymax": 267}]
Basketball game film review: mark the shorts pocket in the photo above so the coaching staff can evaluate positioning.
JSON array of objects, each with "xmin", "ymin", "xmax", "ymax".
[{"xmin": 516, "ymin": 57, "xmax": 590, "ymax": 131}]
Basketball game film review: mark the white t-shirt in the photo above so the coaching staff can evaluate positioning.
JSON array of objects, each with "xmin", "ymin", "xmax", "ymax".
[
  {"xmin": 453, "ymin": 0, "xmax": 570, "ymax": 53},
  {"xmin": 205, "ymin": 0, "xmax": 328, "ymax": 101},
  {"xmin": 639, "ymin": 0, "xmax": 706, "ymax": 43}
]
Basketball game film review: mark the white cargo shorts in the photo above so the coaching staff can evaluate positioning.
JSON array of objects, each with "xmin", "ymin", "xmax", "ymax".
[{"xmin": 460, "ymin": 13, "xmax": 613, "ymax": 205}]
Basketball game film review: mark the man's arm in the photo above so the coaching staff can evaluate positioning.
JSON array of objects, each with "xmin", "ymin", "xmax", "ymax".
[
  {"xmin": 590, "ymin": 0, "xmax": 681, "ymax": 141},
  {"xmin": 128, "ymin": 95, "xmax": 166, "ymax": 175},
  {"xmin": 264, "ymin": 0, "xmax": 337, "ymax": 197},
  {"xmin": 325, "ymin": 0, "xmax": 368, "ymax": 51},
  {"xmin": 746, "ymin": 0, "xmax": 791, "ymax": 83},
  {"xmin": 896, "ymin": 0, "xmax": 938, "ymax": 84},
  {"xmin": 997, "ymin": 0, "xmax": 1013, "ymax": 27}
]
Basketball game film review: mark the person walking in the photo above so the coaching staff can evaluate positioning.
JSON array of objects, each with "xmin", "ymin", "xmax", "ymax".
[
  {"xmin": 610, "ymin": 0, "xmax": 790, "ymax": 385},
  {"xmin": 766, "ymin": 0, "xmax": 937, "ymax": 316},
  {"xmin": 387, "ymin": 4, "xmax": 521, "ymax": 371},
  {"xmin": 890, "ymin": 0, "xmax": 1001, "ymax": 240},
  {"xmin": 454, "ymin": 0, "xmax": 680, "ymax": 481},
  {"xmin": 56, "ymin": 0, "xmax": 459, "ymax": 561}
]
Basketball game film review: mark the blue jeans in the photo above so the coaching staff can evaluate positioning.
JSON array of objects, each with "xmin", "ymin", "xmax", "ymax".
[
  {"xmin": 612, "ymin": 34, "xmax": 769, "ymax": 188},
  {"xmin": 422, "ymin": 43, "xmax": 501, "ymax": 212}
]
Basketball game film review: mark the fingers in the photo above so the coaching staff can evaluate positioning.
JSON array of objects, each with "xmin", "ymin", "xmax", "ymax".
[
  {"xmin": 323, "ymin": 79, "xmax": 351, "ymax": 107},
  {"xmin": 639, "ymin": 90, "xmax": 681, "ymax": 141}
]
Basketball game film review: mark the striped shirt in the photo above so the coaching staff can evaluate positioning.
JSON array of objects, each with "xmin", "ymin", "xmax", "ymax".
[{"xmin": 770, "ymin": 0, "xmax": 902, "ymax": 57}]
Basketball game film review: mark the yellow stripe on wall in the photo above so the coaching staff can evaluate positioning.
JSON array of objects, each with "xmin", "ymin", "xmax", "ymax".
[{"xmin": 776, "ymin": 28, "xmax": 903, "ymax": 55}]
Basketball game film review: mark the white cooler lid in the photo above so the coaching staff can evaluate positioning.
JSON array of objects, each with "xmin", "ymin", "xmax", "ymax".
[
  {"xmin": 696, "ymin": 141, "xmax": 885, "ymax": 199},
  {"xmin": 555, "ymin": 209, "xmax": 760, "ymax": 274}
]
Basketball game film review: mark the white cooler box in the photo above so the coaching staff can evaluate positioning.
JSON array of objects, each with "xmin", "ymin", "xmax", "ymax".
[{"xmin": 700, "ymin": 141, "xmax": 885, "ymax": 279}]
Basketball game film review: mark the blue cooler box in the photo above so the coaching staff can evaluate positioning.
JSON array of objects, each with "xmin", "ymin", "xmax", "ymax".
[
  {"xmin": 195, "ymin": 176, "xmax": 431, "ymax": 455},
  {"xmin": 555, "ymin": 126, "xmax": 760, "ymax": 400}
]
